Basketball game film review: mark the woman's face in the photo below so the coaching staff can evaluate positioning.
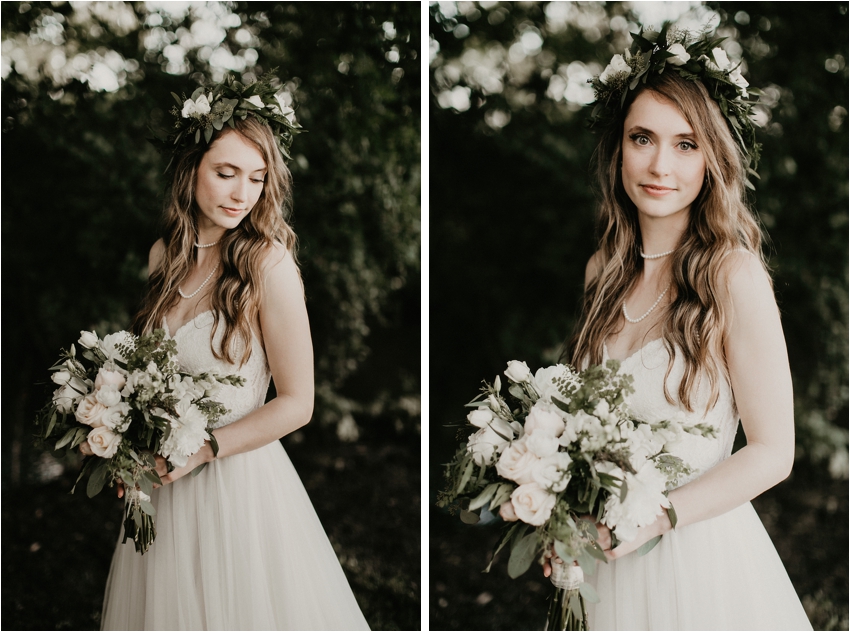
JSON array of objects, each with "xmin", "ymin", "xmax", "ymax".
[
  {"xmin": 620, "ymin": 90, "xmax": 706, "ymax": 223},
  {"xmin": 194, "ymin": 130, "xmax": 267, "ymax": 233}
]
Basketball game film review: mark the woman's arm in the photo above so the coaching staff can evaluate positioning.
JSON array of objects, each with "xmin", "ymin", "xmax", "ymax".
[
  {"xmin": 160, "ymin": 243, "xmax": 314, "ymax": 483},
  {"xmin": 606, "ymin": 250, "xmax": 795, "ymax": 558}
]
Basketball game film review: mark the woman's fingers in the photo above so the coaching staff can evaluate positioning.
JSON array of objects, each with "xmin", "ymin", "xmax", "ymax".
[
  {"xmin": 154, "ymin": 455, "xmax": 168, "ymax": 477},
  {"xmin": 79, "ymin": 440, "xmax": 94, "ymax": 457},
  {"xmin": 116, "ymin": 480, "xmax": 125, "ymax": 499}
]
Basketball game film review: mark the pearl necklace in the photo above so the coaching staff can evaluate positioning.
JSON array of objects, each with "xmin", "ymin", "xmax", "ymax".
[
  {"xmin": 195, "ymin": 240, "xmax": 219, "ymax": 248},
  {"xmin": 640, "ymin": 249, "xmax": 675, "ymax": 259},
  {"xmin": 178, "ymin": 263, "xmax": 218, "ymax": 299},
  {"xmin": 623, "ymin": 284, "xmax": 670, "ymax": 324}
]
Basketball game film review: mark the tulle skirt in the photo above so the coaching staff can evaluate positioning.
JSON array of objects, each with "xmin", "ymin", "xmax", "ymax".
[
  {"xmin": 586, "ymin": 502, "xmax": 811, "ymax": 631},
  {"xmin": 100, "ymin": 441, "xmax": 370, "ymax": 631}
]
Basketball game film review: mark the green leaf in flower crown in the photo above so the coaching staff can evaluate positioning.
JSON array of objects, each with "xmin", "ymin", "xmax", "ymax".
[
  {"xmin": 204, "ymin": 126, "xmax": 213, "ymax": 143},
  {"xmin": 637, "ymin": 535, "xmax": 662, "ymax": 556},
  {"xmin": 507, "ymin": 532, "xmax": 538, "ymax": 578},
  {"xmin": 171, "ymin": 92, "xmax": 184, "ymax": 107}
]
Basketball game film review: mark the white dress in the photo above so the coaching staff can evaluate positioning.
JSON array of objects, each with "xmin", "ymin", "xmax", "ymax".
[
  {"xmin": 585, "ymin": 338, "xmax": 811, "ymax": 631},
  {"xmin": 100, "ymin": 310, "xmax": 370, "ymax": 631}
]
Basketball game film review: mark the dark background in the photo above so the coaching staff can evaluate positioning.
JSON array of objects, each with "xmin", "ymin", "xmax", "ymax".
[
  {"xmin": 2, "ymin": 2, "xmax": 420, "ymax": 630},
  {"xmin": 429, "ymin": 2, "xmax": 847, "ymax": 630}
]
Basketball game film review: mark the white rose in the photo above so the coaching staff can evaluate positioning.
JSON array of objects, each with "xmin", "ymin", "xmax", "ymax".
[
  {"xmin": 532, "ymin": 364, "xmax": 577, "ymax": 404},
  {"xmin": 78, "ymin": 330, "xmax": 99, "ymax": 349},
  {"xmin": 95, "ymin": 368, "xmax": 127, "ymax": 391},
  {"xmin": 729, "ymin": 67, "xmax": 749, "ymax": 96},
  {"xmin": 602, "ymin": 460, "xmax": 670, "ymax": 542},
  {"xmin": 532, "ymin": 452, "xmax": 573, "ymax": 492},
  {"xmin": 87, "ymin": 426, "xmax": 122, "ymax": 458},
  {"xmin": 101, "ymin": 402, "xmax": 131, "ymax": 432},
  {"xmin": 75, "ymin": 393, "xmax": 108, "ymax": 427},
  {"xmin": 98, "ymin": 331, "xmax": 133, "ymax": 363},
  {"xmin": 599, "ymin": 54, "xmax": 631, "ymax": 85},
  {"xmin": 467, "ymin": 426, "xmax": 504, "ymax": 466},
  {"xmin": 53, "ymin": 382, "xmax": 84, "ymax": 414},
  {"xmin": 181, "ymin": 94, "xmax": 211, "ymax": 118},
  {"xmin": 526, "ymin": 432, "xmax": 560, "ymax": 458},
  {"xmin": 95, "ymin": 383, "xmax": 122, "ymax": 408},
  {"xmin": 51, "ymin": 370, "xmax": 71, "ymax": 386},
  {"xmin": 159, "ymin": 396, "xmax": 210, "ymax": 468},
  {"xmin": 495, "ymin": 436, "xmax": 540, "ymax": 485},
  {"xmin": 666, "ymin": 43, "xmax": 690, "ymax": 66},
  {"xmin": 504, "ymin": 360, "xmax": 532, "ymax": 384},
  {"xmin": 246, "ymin": 95, "xmax": 264, "ymax": 108},
  {"xmin": 467, "ymin": 407, "xmax": 494, "ymax": 428},
  {"xmin": 711, "ymin": 47, "xmax": 730, "ymax": 71},
  {"xmin": 524, "ymin": 405, "xmax": 565, "ymax": 437},
  {"xmin": 510, "ymin": 482, "xmax": 557, "ymax": 526}
]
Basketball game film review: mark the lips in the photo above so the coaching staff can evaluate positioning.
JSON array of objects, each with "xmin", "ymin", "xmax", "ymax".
[
  {"xmin": 221, "ymin": 207, "xmax": 246, "ymax": 215},
  {"xmin": 640, "ymin": 184, "xmax": 676, "ymax": 196}
]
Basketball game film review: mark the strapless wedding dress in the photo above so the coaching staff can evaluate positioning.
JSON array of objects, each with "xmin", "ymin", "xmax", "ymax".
[
  {"xmin": 100, "ymin": 311, "xmax": 370, "ymax": 631},
  {"xmin": 585, "ymin": 338, "xmax": 812, "ymax": 631}
]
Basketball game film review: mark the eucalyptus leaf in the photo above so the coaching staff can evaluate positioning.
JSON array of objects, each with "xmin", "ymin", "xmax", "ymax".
[
  {"xmin": 484, "ymin": 522, "xmax": 523, "ymax": 573},
  {"xmin": 667, "ymin": 503, "xmax": 678, "ymax": 529},
  {"xmin": 204, "ymin": 126, "xmax": 213, "ymax": 143},
  {"xmin": 585, "ymin": 541, "xmax": 608, "ymax": 563},
  {"xmin": 507, "ymin": 532, "xmax": 538, "ymax": 579},
  {"xmin": 171, "ymin": 91, "xmax": 184, "ymax": 106},
  {"xmin": 139, "ymin": 500, "xmax": 157, "ymax": 516},
  {"xmin": 86, "ymin": 462, "xmax": 109, "ymax": 498},
  {"xmin": 579, "ymin": 581, "xmax": 600, "ymax": 604},
  {"xmin": 469, "ymin": 483, "xmax": 499, "ymax": 511},
  {"xmin": 55, "ymin": 427, "xmax": 77, "ymax": 450},
  {"xmin": 46, "ymin": 410, "xmax": 57, "ymax": 438},
  {"xmin": 460, "ymin": 509, "xmax": 480, "ymax": 524},
  {"xmin": 457, "ymin": 458, "xmax": 474, "ymax": 493},
  {"xmin": 637, "ymin": 535, "xmax": 662, "ymax": 556},
  {"xmin": 568, "ymin": 592, "xmax": 583, "ymax": 622},
  {"xmin": 553, "ymin": 540, "xmax": 575, "ymax": 565}
]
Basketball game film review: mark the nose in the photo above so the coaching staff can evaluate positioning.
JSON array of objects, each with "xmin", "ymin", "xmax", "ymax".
[
  {"xmin": 231, "ymin": 176, "xmax": 248, "ymax": 203},
  {"xmin": 649, "ymin": 145, "xmax": 672, "ymax": 177}
]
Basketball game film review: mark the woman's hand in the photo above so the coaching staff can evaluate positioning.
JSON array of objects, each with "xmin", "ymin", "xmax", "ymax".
[{"xmin": 157, "ymin": 442, "xmax": 215, "ymax": 487}]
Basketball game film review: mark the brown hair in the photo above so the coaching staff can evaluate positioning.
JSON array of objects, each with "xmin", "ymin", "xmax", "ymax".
[
  {"xmin": 132, "ymin": 116, "xmax": 298, "ymax": 365},
  {"xmin": 566, "ymin": 71, "xmax": 767, "ymax": 410}
]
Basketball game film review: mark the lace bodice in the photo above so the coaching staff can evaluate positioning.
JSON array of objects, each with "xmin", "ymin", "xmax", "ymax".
[
  {"xmin": 604, "ymin": 338, "xmax": 739, "ymax": 486},
  {"xmin": 164, "ymin": 310, "xmax": 271, "ymax": 429}
]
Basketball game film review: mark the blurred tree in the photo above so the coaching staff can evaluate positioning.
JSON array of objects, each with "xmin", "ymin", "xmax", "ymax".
[{"xmin": 2, "ymin": 1, "xmax": 421, "ymax": 486}]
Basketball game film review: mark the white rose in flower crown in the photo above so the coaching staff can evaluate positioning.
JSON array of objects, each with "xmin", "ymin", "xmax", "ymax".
[
  {"xmin": 467, "ymin": 419, "xmax": 514, "ymax": 466},
  {"xmin": 729, "ymin": 67, "xmax": 749, "ymax": 96},
  {"xmin": 159, "ymin": 396, "xmax": 211, "ymax": 468},
  {"xmin": 510, "ymin": 482, "xmax": 557, "ymax": 526},
  {"xmin": 495, "ymin": 435, "xmax": 540, "ymax": 485},
  {"xmin": 246, "ymin": 95, "xmax": 264, "ymax": 108},
  {"xmin": 711, "ymin": 47, "xmax": 731, "ymax": 71},
  {"xmin": 599, "ymin": 54, "xmax": 631, "ymax": 85},
  {"xmin": 78, "ymin": 330, "xmax": 99, "ymax": 349},
  {"xmin": 75, "ymin": 393, "xmax": 108, "ymax": 427},
  {"xmin": 95, "ymin": 367, "xmax": 126, "ymax": 391},
  {"xmin": 101, "ymin": 402, "xmax": 131, "ymax": 432},
  {"xmin": 666, "ymin": 43, "xmax": 690, "ymax": 66},
  {"xmin": 524, "ymin": 405, "xmax": 565, "ymax": 437},
  {"xmin": 532, "ymin": 452, "xmax": 572, "ymax": 492},
  {"xmin": 504, "ymin": 360, "xmax": 532, "ymax": 384},
  {"xmin": 182, "ymin": 94, "xmax": 211, "ymax": 118},
  {"xmin": 602, "ymin": 460, "xmax": 670, "ymax": 542},
  {"xmin": 87, "ymin": 426, "xmax": 122, "ymax": 458},
  {"xmin": 95, "ymin": 384, "xmax": 122, "ymax": 408}
]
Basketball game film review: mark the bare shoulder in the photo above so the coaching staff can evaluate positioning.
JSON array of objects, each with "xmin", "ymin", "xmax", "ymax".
[
  {"xmin": 260, "ymin": 240, "xmax": 297, "ymax": 276},
  {"xmin": 584, "ymin": 250, "xmax": 604, "ymax": 289},
  {"xmin": 718, "ymin": 250, "xmax": 780, "ymax": 329},
  {"xmin": 260, "ymin": 240, "xmax": 302, "ymax": 297},
  {"xmin": 148, "ymin": 239, "xmax": 165, "ymax": 275}
]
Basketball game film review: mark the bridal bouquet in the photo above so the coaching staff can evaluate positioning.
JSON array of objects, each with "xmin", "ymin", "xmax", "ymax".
[
  {"xmin": 35, "ymin": 328, "xmax": 245, "ymax": 554},
  {"xmin": 437, "ymin": 359, "xmax": 715, "ymax": 630}
]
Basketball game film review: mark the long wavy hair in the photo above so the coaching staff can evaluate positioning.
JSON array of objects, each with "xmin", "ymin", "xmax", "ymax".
[
  {"xmin": 132, "ymin": 116, "xmax": 298, "ymax": 365},
  {"xmin": 566, "ymin": 71, "xmax": 768, "ymax": 411}
]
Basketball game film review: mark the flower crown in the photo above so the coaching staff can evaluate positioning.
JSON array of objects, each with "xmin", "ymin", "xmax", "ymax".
[
  {"xmin": 152, "ymin": 71, "xmax": 303, "ymax": 173},
  {"xmin": 588, "ymin": 26, "xmax": 762, "ymax": 189}
]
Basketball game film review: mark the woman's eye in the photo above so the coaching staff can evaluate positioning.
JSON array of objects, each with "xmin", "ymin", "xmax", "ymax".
[
  {"xmin": 251, "ymin": 178, "xmax": 265, "ymax": 184},
  {"xmin": 217, "ymin": 173, "xmax": 235, "ymax": 179},
  {"xmin": 631, "ymin": 134, "xmax": 650, "ymax": 146},
  {"xmin": 679, "ymin": 141, "xmax": 698, "ymax": 151}
]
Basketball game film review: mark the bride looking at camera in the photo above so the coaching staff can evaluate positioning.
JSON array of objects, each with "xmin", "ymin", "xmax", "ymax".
[
  {"xmin": 544, "ymin": 28, "xmax": 812, "ymax": 630},
  {"xmin": 90, "ymin": 76, "xmax": 369, "ymax": 631}
]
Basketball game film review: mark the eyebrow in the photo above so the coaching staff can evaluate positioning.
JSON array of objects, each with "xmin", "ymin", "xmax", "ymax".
[
  {"xmin": 213, "ymin": 161, "xmax": 267, "ymax": 174},
  {"xmin": 626, "ymin": 125, "xmax": 696, "ymax": 138}
]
